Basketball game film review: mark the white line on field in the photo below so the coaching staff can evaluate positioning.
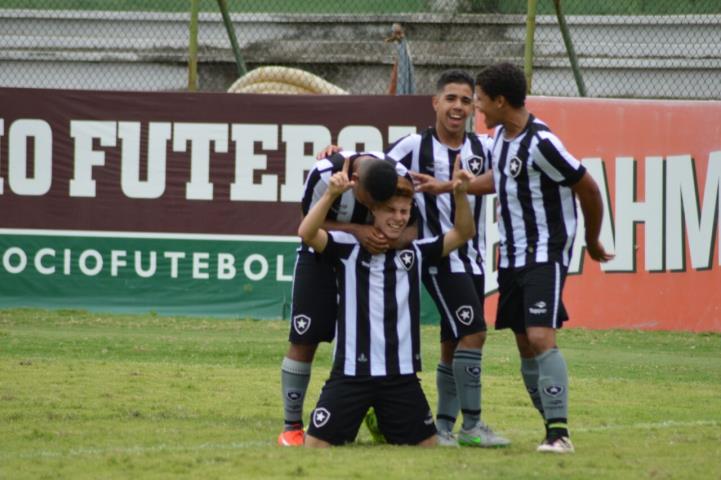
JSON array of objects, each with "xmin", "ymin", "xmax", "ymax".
[{"xmin": 2, "ymin": 419, "xmax": 718, "ymax": 460}]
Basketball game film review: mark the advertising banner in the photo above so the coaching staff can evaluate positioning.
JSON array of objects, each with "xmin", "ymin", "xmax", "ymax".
[
  {"xmin": 0, "ymin": 88, "xmax": 434, "ymax": 319},
  {"xmin": 1, "ymin": 89, "xmax": 719, "ymax": 331}
]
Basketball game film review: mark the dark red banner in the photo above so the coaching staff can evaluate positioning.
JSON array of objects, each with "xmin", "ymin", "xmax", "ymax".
[{"xmin": 0, "ymin": 89, "xmax": 435, "ymax": 235}]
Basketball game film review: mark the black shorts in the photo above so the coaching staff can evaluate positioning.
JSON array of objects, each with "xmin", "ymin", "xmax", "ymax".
[
  {"xmin": 422, "ymin": 268, "xmax": 486, "ymax": 342},
  {"xmin": 288, "ymin": 251, "xmax": 338, "ymax": 344},
  {"xmin": 306, "ymin": 373, "xmax": 436, "ymax": 446},
  {"xmin": 495, "ymin": 262, "xmax": 569, "ymax": 333}
]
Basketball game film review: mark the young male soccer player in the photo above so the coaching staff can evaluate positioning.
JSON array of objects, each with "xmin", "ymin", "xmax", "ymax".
[
  {"xmin": 300, "ymin": 157, "xmax": 476, "ymax": 447},
  {"xmin": 278, "ymin": 152, "xmax": 409, "ymax": 446},
  {"xmin": 385, "ymin": 70, "xmax": 509, "ymax": 447},
  {"xmin": 472, "ymin": 62, "xmax": 613, "ymax": 453}
]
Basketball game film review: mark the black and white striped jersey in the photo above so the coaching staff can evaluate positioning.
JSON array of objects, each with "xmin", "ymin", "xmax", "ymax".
[
  {"xmin": 490, "ymin": 114, "xmax": 586, "ymax": 268},
  {"xmin": 386, "ymin": 128, "xmax": 491, "ymax": 275},
  {"xmin": 299, "ymin": 151, "xmax": 410, "ymax": 252},
  {"xmin": 323, "ymin": 231, "xmax": 444, "ymax": 376}
]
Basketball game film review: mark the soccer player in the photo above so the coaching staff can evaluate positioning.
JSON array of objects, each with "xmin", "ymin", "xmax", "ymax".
[
  {"xmin": 385, "ymin": 70, "xmax": 509, "ymax": 447},
  {"xmin": 472, "ymin": 62, "xmax": 613, "ymax": 453},
  {"xmin": 301, "ymin": 156, "xmax": 477, "ymax": 447},
  {"xmin": 278, "ymin": 151, "xmax": 410, "ymax": 446}
]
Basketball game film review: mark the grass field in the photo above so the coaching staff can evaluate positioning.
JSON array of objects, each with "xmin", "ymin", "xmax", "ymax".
[{"xmin": 1, "ymin": 308, "xmax": 720, "ymax": 479}]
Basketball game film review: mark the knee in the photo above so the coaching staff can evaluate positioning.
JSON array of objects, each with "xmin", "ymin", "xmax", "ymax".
[
  {"xmin": 287, "ymin": 343, "xmax": 318, "ymax": 363},
  {"xmin": 458, "ymin": 331, "xmax": 486, "ymax": 350}
]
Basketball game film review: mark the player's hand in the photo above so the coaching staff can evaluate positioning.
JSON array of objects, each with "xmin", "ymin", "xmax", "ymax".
[
  {"xmin": 586, "ymin": 239, "xmax": 614, "ymax": 263},
  {"xmin": 327, "ymin": 156, "xmax": 355, "ymax": 196},
  {"xmin": 316, "ymin": 144, "xmax": 342, "ymax": 160},
  {"xmin": 410, "ymin": 172, "xmax": 451, "ymax": 194},
  {"xmin": 451, "ymin": 155, "xmax": 473, "ymax": 194},
  {"xmin": 355, "ymin": 225, "xmax": 389, "ymax": 254}
]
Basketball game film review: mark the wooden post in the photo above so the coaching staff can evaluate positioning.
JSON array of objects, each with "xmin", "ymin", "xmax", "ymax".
[
  {"xmin": 524, "ymin": 0, "xmax": 537, "ymax": 94},
  {"xmin": 188, "ymin": 0, "xmax": 199, "ymax": 91},
  {"xmin": 217, "ymin": 0, "xmax": 247, "ymax": 78},
  {"xmin": 554, "ymin": 0, "xmax": 587, "ymax": 96}
]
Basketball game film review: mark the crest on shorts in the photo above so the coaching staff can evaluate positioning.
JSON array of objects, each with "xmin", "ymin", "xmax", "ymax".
[
  {"xmin": 397, "ymin": 249, "xmax": 415, "ymax": 271},
  {"xmin": 465, "ymin": 366, "xmax": 481, "ymax": 378},
  {"xmin": 464, "ymin": 155, "xmax": 485, "ymax": 176},
  {"xmin": 293, "ymin": 314, "xmax": 311, "ymax": 335},
  {"xmin": 508, "ymin": 156, "xmax": 523, "ymax": 178},
  {"xmin": 544, "ymin": 385, "xmax": 565, "ymax": 397},
  {"xmin": 312, "ymin": 407, "xmax": 331, "ymax": 428},
  {"xmin": 455, "ymin": 305, "xmax": 474, "ymax": 326}
]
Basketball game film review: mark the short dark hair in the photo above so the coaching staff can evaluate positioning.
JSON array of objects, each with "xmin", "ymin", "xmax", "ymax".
[
  {"xmin": 357, "ymin": 157, "xmax": 398, "ymax": 203},
  {"xmin": 475, "ymin": 62, "xmax": 526, "ymax": 108},
  {"xmin": 436, "ymin": 69, "xmax": 474, "ymax": 92}
]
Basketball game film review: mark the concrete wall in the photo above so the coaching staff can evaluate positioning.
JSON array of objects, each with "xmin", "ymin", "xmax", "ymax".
[{"xmin": 1, "ymin": 9, "xmax": 719, "ymax": 98}]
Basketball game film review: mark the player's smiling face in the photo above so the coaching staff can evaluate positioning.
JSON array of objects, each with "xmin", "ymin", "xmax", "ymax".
[
  {"xmin": 372, "ymin": 195, "xmax": 412, "ymax": 241},
  {"xmin": 433, "ymin": 82, "xmax": 474, "ymax": 137}
]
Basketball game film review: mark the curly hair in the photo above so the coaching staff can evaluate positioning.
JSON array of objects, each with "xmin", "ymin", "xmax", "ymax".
[{"xmin": 475, "ymin": 62, "xmax": 527, "ymax": 108}]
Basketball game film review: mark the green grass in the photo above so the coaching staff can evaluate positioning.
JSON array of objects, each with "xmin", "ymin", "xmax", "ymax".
[
  {"xmin": 1, "ymin": 0, "xmax": 720, "ymax": 14},
  {"xmin": 1, "ymin": 308, "xmax": 720, "ymax": 479}
]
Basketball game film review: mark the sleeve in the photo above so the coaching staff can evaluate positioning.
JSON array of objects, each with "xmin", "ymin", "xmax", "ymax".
[
  {"xmin": 324, "ymin": 231, "xmax": 358, "ymax": 260},
  {"xmin": 413, "ymin": 235, "xmax": 444, "ymax": 266},
  {"xmin": 385, "ymin": 134, "xmax": 416, "ymax": 170},
  {"xmin": 532, "ymin": 131, "xmax": 586, "ymax": 186},
  {"xmin": 301, "ymin": 166, "xmax": 324, "ymax": 216}
]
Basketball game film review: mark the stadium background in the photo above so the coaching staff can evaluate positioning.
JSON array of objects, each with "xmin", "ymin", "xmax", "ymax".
[{"xmin": 1, "ymin": 0, "xmax": 720, "ymax": 331}]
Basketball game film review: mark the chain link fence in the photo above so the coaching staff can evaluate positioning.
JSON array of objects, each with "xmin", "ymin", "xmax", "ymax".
[{"xmin": 1, "ymin": 0, "xmax": 719, "ymax": 99}]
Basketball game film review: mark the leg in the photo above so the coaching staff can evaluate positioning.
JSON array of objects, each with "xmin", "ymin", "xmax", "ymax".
[
  {"xmin": 279, "ymin": 251, "xmax": 338, "ymax": 445},
  {"xmin": 280, "ymin": 342, "xmax": 318, "ymax": 438},
  {"xmin": 435, "ymin": 339, "xmax": 458, "ymax": 437},
  {"xmin": 304, "ymin": 434, "xmax": 331, "ymax": 448}
]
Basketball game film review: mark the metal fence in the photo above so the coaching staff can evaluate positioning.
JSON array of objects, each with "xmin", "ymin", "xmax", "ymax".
[{"xmin": 1, "ymin": 0, "xmax": 719, "ymax": 99}]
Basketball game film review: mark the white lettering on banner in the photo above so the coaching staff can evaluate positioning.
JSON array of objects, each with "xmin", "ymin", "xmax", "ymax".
[
  {"xmin": 164, "ymin": 251, "xmax": 186, "ymax": 278},
  {"xmin": 217, "ymin": 253, "xmax": 236, "ymax": 280},
  {"xmin": 78, "ymin": 249, "xmax": 103, "ymax": 276},
  {"xmin": 280, "ymin": 125, "xmax": 332, "ymax": 202},
  {"xmin": 244, "ymin": 253, "xmax": 269, "ymax": 281},
  {"xmin": 3, "ymin": 247, "xmax": 27, "ymax": 273},
  {"xmin": 9, "ymin": 119, "xmax": 52, "ymax": 196},
  {"xmin": 192, "ymin": 252, "xmax": 210, "ymax": 279},
  {"xmin": 0, "ymin": 245, "xmax": 296, "ymax": 281},
  {"xmin": 276, "ymin": 254, "xmax": 293, "ymax": 281},
  {"xmin": 0, "ymin": 121, "xmax": 416, "ymax": 201},
  {"xmin": 337, "ymin": 126, "xmax": 383, "ymax": 152},
  {"xmin": 111, "ymin": 250, "xmax": 127, "ymax": 276},
  {"xmin": 119, "ymin": 122, "xmax": 171, "ymax": 199},
  {"xmin": 135, "ymin": 251, "xmax": 157, "ymax": 278},
  {"xmin": 35, "ymin": 247, "xmax": 56, "ymax": 275},
  {"xmin": 69, "ymin": 121, "xmax": 117, "ymax": 197},
  {"xmin": 173, "ymin": 123, "xmax": 228, "ymax": 201},
  {"xmin": 666, "ymin": 152, "xmax": 721, "ymax": 270},
  {"xmin": 230, "ymin": 124, "xmax": 278, "ymax": 201}
]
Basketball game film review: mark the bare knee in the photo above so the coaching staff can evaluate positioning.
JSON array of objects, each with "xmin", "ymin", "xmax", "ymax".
[
  {"xmin": 304, "ymin": 434, "xmax": 331, "ymax": 448},
  {"xmin": 458, "ymin": 330, "xmax": 486, "ymax": 350},
  {"xmin": 417, "ymin": 434, "xmax": 438, "ymax": 447},
  {"xmin": 287, "ymin": 342, "xmax": 318, "ymax": 363}
]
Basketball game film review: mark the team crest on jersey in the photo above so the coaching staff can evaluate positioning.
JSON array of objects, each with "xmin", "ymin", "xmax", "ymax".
[
  {"xmin": 544, "ymin": 385, "xmax": 565, "ymax": 397},
  {"xmin": 312, "ymin": 407, "xmax": 331, "ymax": 428},
  {"xmin": 464, "ymin": 154, "xmax": 484, "ymax": 176},
  {"xmin": 455, "ymin": 305, "xmax": 474, "ymax": 326},
  {"xmin": 397, "ymin": 249, "xmax": 416, "ymax": 270},
  {"xmin": 465, "ymin": 366, "xmax": 481, "ymax": 378},
  {"xmin": 293, "ymin": 314, "xmax": 311, "ymax": 335},
  {"xmin": 508, "ymin": 156, "xmax": 523, "ymax": 178}
]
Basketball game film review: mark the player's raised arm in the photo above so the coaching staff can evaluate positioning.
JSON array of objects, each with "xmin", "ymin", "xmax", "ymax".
[
  {"xmin": 298, "ymin": 157, "xmax": 355, "ymax": 253},
  {"xmin": 442, "ymin": 157, "xmax": 476, "ymax": 257}
]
